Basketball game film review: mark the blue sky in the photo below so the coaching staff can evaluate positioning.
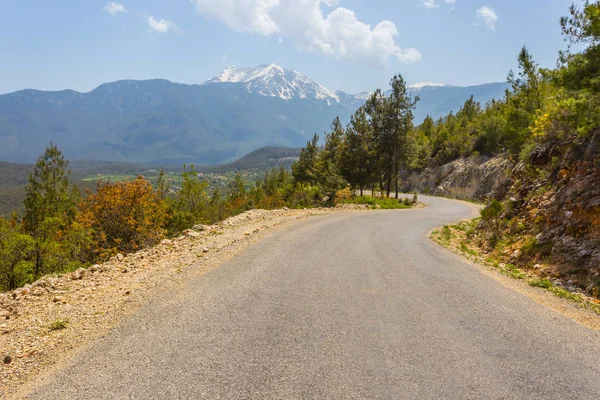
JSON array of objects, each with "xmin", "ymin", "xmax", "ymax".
[{"xmin": 0, "ymin": 0, "xmax": 576, "ymax": 94}]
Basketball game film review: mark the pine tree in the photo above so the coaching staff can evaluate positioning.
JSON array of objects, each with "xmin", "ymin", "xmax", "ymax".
[
  {"xmin": 156, "ymin": 166, "xmax": 169, "ymax": 199},
  {"xmin": 318, "ymin": 117, "xmax": 347, "ymax": 202},
  {"xmin": 292, "ymin": 134, "xmax": 320, "ymax": 186},
  {"xmin": 385, "ymin": 75, "xmax": 418, "ymax": 198},
  {"xmin": 341, "ymin": 107, "xmax": 375, "ymax": 195},
  {"xmin": 364, "ymin": 89, "xmax": 387, "ymax": 196},
  {"xmin": 23, "ymin": 143, "xmax": 76, "ymax": 277},
  {"xmin": 557, "ymin": 1, "xmax": 600, "ymax": 94}
]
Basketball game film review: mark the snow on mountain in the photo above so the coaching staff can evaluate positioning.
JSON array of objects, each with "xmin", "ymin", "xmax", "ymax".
[
  {"xmin": 407, "ymin": 82, "xmax": 448, "ymax": 90},
  {"xmin": 206, "ymin": 63, "xmax": 339, "ymax": 103}
]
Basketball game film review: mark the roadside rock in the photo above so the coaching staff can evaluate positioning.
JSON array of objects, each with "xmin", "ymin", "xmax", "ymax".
[
  {"xmin": 402, "ymin": 155, "xmax": 511, "ymax": 201},
  {"xmin": 183, "ymin": 229, "xmax": 201, "ymax": 238},
  {"xmin": 71, "ymin": 268, "xmax": 86, "ymax": 280}
]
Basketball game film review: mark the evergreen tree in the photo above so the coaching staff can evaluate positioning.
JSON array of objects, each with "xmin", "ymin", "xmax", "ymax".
[
  {"xmin": 156, "ymin": 166, "xmax": 169, "ymax": 199},
  {"xmin": 318, "ymin": 117, "xmax": 347, "ymax": 202},
  {"xmin": 557, "ymin": 1, "xmax": 600, "ymax": 94},
  {"xmin": 341, "ymin": 107, "xmax": 375, "ymax": 195},
  {"xmin": 167, "ymin": 164, "xmax": 209, "ymax": 233},
  {"xmin": 23, "ymin": 143, "xmax": 76, "ymax": 277},
  {"xmin": 228, "ymin": 174, "xmax": 246, "ymax": 202},
  {"xmin": 292, "ymin": 134, "xmax": 320, "ymax": 186},
  {"xmin": 209, "ymin": 187, "xmax": 225, "ymax": 223},
  {"xmin": 505, "ymin": 47, "xmax": 543, "ymax": 153},
  {"xmin": 364, "ymin": 89, "xmax": 387, "ymax": 195},
  {"xmin": 408, "ymin": 115, "xmax": 434, "ymax": 170},
  {"xmin": 384, "ymin": 75, "xmax": 418, "ymax": 198}
]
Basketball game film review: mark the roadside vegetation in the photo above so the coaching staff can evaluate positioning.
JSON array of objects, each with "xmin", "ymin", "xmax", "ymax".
[{"xmin": 0, "ymin": 138, "xmax": 417, "ymax": 292}]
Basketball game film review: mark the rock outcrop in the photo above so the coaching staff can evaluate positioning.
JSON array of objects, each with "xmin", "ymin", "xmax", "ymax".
[
  {"xmin": 402, "ymin": 155, "xmax": 511, "ymax": 201},
  {"xmin": 484, "ymin": 130, "xmax": 600, "ymax": 295}
]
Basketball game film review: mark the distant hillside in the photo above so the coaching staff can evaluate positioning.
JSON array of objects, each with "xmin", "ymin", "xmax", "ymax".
[
  {"xmin": 0, "ymin": 64, "xmax": 509, "ymax": 165},
  {"xmin": 203, "ymin": 146, "xmax": 301, "ymax": 173},
  {"xmin": 0, "ymin": 146, "xmax": 301, "ymax": 215}
]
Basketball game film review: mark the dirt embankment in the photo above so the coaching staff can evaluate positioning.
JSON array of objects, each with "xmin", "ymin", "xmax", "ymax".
[{"xmin": 0, "ymin": 207, "xmax": 366, "ymax": 399}]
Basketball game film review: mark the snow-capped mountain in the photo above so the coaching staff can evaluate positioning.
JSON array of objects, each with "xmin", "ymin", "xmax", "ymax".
[
  {"xmin": 206, "ymin": 63, "xmax": 339, "ymax": 103},
  {"xmin": 0, "ymin": 63, "xmax": 510, "ymax": 165}
]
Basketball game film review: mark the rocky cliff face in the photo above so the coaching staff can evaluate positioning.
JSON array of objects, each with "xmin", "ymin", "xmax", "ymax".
[
  {"xmin": 486, "ymin": 130, "xmax": 600, "ymax": 295},
  {"xmin": 402, "ymin": 156, "xmax": 511, "ymax": 201},
  {"xmin": 405, "ymin": 137, "xmax": 600, "ymax": 296}
]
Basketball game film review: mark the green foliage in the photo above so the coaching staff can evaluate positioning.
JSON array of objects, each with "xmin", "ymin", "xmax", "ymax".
[
  {"xmin": 557, "ymin": 1, "xmax": 600, "ymax": 94},
  {"xmin": 340, "ymin": 107, "xmax": 376, "ymax": 192},
  {"xmin": 292, "ymin": 134, "xmax": 320, "ymax": 187},
  {"xmin": 0, "ymin": 217, "xmax": 35, "ymax": 290},
  {"xmin": 49, "ymin": 319, "xmax": 69, "ymax": 331},
  {"xmin": 293, "ymin": 73, "xmax": 419, "ymax": 200},
  {"xmin": 156, "ymin": 166, "xmax": 169, "ymax": 200},
  {"xmin": 167, "ymin": 165, "xmax": 210, "ymax": 234},
  {"xmin": 481, "ymin": 199, "xmax": 503, "ymax": 221},
  {"xmin": 503, "ymin": 263, "xmax": 527, "ymax": 280},
  {"xmin": 22, "ymin": 143, "xmax": 79, "ymax": 278},
  {"xmin": 342, "ymin": 196, "xmax": 413, "ymax": 209},
  {"xmin": 529, "ymin": 278, "xmax": 554, "ymax": 289},
  {"xmin": 441, "ymin": 225, "xmax": 453, "ymax": 241}
]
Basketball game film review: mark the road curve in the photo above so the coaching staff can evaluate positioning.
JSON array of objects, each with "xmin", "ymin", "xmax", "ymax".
[{"xmin": 27, "ymin": 196, "xmax": 600, "ymax": 399}]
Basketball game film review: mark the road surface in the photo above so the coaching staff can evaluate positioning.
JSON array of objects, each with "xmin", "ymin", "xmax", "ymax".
[{"xmin": 28, "ymin": 196, "xmax": 600, "ymax": 399}]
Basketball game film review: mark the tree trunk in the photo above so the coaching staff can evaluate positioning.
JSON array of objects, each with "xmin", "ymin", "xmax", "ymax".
[
  {"xmin": 34, "ymin": 245, "xmax": 42, "ymax": 278},
  {"xmin": 386, "ymin": 173, "xmax": 392, "ymax": 198}
]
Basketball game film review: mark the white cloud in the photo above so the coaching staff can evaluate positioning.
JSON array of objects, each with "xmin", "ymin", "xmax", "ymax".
[
  {"xmin": 476, "ymin": 6, "xmax": 497, "ymax": 31},
  {"xmin": 191, "ymin": 0, "xmax": 421, "ymax": 65},
  {"xmin": 420, "ymin": 0, "xmax": 456, "ymax": 10},
  {"xmin": 147, "ymin": 16, "xmax": 179, "ymax": 33},
  {"xmin": 421, "ymin": 0, "xmax": 439, "ymax": 9},
  {"xmin": 194, "ymin": 0, "xmax": 279, "ymax": 35},
  {"xmin": 103, "ymin": 2, "xmax": 127, "ymax": 15}
]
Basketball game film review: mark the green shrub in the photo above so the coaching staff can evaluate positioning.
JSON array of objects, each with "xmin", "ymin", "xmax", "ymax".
[
  {"xmin": 441, "ymin": 226, "xmax": 452, "ymax": 241},
  {"xmin": 49, "ymin": 319, "xmax": 69, "ymax": 331},
  {"xmin": 342, "ymin": 196, "xmax": 412, "ymax": 209},
  {"xmin": 529, "ymin": 278, "xmax": 553, "ymax": 289}
]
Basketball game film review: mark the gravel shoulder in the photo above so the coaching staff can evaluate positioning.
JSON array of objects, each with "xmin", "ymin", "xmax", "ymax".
[{"xmin": 0, "ymin": 207, "xmax": 369, "ymax": 399}]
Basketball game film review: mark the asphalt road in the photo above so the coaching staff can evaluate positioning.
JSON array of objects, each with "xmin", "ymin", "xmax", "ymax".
[{"xmin": 28, "ymin": 196, "xmax": 600, "ymax": 399}]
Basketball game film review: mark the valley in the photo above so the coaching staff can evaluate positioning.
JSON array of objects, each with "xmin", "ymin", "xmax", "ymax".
[{"xmin": 0, "ymin": 147, "xmax": 301, "ymax": 216}]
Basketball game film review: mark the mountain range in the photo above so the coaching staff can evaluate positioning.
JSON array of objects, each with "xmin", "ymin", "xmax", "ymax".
[{"xmin": 0, "ymin": 64, "xmax": 509, "ymax": 165}]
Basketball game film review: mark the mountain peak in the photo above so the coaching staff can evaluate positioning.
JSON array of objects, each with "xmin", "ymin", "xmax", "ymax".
[
  {"xmin": 206, "ymin": 64, "xmax": 338, "ymax": 102},
  {"xmin": 210, "ymin": 64, "xmax": 286, "ymax": 84}
]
